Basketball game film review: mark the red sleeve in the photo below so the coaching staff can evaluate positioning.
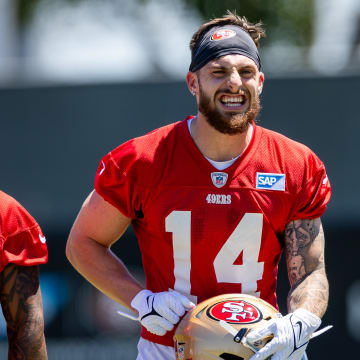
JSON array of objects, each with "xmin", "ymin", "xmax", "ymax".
[
  {"xmin": 94, "ymin": 149, "xmax": 137, "ymax": 219},
  {"xmin": 288, "ymin": 160, "xmax": 331, "ymax": 221},
  {"xmin": 0, "ymin": 194, "xmax": 48, "ymax": 272}
]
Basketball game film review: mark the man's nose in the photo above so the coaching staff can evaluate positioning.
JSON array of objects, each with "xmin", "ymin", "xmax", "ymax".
[{"xmin": 227, "ymin": 71, "xmax": 242, "ymax": 92}]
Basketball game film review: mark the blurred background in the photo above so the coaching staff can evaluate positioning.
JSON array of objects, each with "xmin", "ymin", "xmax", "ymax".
[{"xmin": 1, "ymin": 0, "xmax": 359, "ymax": 358}]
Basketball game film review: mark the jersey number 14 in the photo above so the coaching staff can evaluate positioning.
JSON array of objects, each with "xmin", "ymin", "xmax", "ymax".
[{"xmin": 165, "ymin": 211, "xmax": 264, "ymax": 304}]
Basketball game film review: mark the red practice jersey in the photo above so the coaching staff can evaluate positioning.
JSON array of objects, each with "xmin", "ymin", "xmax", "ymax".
[
  {"xmin": 95, "ymin": 118, "xmax": 331, "ymax": 346},
  {"xmin": 0, "ymin": 191, "xmax": 48, "ymax": 272}
]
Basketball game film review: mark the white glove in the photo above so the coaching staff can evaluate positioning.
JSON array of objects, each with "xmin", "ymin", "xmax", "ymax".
[
  {"xmin": 131, "ymin": 289, "xmax": 195, "ymax": 336},
  {"xmin": 246, "ymin": 308, "xmax": 321, "ymax": 360}
]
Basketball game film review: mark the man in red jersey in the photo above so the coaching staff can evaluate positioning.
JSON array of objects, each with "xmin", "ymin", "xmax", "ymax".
[
  {"xmin": 66, "ymin": 11, "xmax": 331, "ymax": 360},
  {"xmin": 0, "ymin": 190, "xmax": 48, "ymax": 359}
]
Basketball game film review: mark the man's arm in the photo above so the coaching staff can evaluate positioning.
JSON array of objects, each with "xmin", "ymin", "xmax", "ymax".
[
  {"xmin": 0, "ymin": 264, "xmax": 47, "ymax": 360},
  {"xmin": 284, "ymin": 217, "xmax": 329, "ymax": 318},
  {"xmin": 66, "ymin": 190, "xmax": 194, "ymax": 336},
  {"xmin": 66, "ymin": 190, "xmax": 144, "ymax": 311},
  {"xmin": 246, "ymin": 217, "xmax": 328, "ymax": 360}
]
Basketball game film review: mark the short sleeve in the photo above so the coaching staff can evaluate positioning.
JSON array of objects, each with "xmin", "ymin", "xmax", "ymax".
[
  {"xmin": 0, "ymin": 197, "xmax": 48, "ymax": 272},
  {"xmin": 288, "ymin": 163, "xmax": 331, "ymax": 221},
  {"xmin": 94, "ymin": 151, "xmax": 137, "ymax": 219}
]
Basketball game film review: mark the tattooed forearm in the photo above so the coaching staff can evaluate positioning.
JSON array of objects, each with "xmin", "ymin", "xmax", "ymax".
[
  {"xmin": 284, "ymin": 218, "xmax": 329, "ymax": 318},
  {"xmin": 0, "ymin": 264, "xmax": 47, "ymax": 360},
  {"xmin": 288, "ymin": 269, "xmax": 329, "ymax": 318}
]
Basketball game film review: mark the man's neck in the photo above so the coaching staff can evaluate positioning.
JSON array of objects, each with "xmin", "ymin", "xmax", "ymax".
[{"xmin": 190, "ymin": 114, "xmax": 253, "ymax": 162}]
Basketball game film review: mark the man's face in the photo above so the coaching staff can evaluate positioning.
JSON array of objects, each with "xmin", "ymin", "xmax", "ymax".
[{"xmin": 194, "ymin": 54, "xmax": 264, "ymax": 135}]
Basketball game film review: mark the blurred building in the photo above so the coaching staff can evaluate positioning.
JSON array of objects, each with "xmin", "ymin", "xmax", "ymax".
[
  {"xmin": 0, "ymin": 0, "xmax": 360, "ymax": 86},
  {"xmin": 309, "ymin": 0, "xmax": 360, "ymax": 74},
  {"xmin": 1, "ymin": 0, "xmax": 203, "ymax": 85}
]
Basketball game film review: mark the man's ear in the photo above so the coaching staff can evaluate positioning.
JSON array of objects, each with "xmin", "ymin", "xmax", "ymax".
[
  {"xmin": 258, "ymin": 71, "xmax": 265, "ymax": 95},
  {"xmin": 186, "ymin": 71, "xmax": 198, "ymax": 96}
]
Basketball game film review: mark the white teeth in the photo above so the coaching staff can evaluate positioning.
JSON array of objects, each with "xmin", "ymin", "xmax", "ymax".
[
  {"xmin": 221, "ymin": 96, "xmax": 245, "ymax": 104},
  {"xmin": 225, "ymin": 103, "xmax": 241, "ymax": 107}
]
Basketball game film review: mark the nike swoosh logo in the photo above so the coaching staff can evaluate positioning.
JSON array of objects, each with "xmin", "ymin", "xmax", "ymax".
[
  {"xmin": 39, "ymin": 234, "xmax": 46, "ymax": 244},
  {"xmin": 295, "ymin": 320, "xmax": 303, "ymax": 344},
  {"xmin": 141, "ymin": 297, "xmax": 161, "ymax": 320},
  {"xmin": 290, "ymin": 317, "xmax": 308, "ymax": 354}
]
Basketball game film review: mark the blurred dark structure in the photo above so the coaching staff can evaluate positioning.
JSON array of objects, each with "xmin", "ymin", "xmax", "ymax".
[{"xmin": 1, "ymin": 76, "xmax": 359, "ymax": 359}]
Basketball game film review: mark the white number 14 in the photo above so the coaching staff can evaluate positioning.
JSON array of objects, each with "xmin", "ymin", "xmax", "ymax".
[{"xmin": 165, "ymin": 211, "xmax": 264, "ymax": 304}]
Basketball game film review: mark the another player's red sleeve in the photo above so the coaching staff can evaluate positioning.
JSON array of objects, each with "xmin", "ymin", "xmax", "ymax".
[
  {"xmin": 94, "ymin": 149, "xmax": 137, "ymax": 219},
  {"xmin": 288, "ymin": 159, "xmax": 331, "ymax": 221},
  {"xmin": 0, "ymin": 195, "xmax": 48, "ymax": 272}
]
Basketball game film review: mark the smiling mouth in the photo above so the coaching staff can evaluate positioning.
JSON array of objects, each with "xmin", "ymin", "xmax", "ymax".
[{"xmin": 220, "ymin": 95, "xmax": 247, "ymax": 108}]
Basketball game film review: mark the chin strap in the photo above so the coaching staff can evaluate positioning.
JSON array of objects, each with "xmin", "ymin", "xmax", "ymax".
[{"xmin": 219, "ymin": 320, "xmax": 247, "ymax": 343}]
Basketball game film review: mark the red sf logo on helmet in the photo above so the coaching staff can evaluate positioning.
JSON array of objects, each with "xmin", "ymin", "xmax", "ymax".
[
  {"xmin": 206, "ymin": 300, "xmax": 262, "ymax": 324},
  {"xmin": 211, "ymin": 29, "xmax": 236, "ymax": 41}
]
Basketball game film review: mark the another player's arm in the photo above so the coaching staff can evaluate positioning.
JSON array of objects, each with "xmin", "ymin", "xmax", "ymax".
[
  {"xmin": 0, "ymin": 264, "xmax": 47, "ymax": 360},
  {"xmin": 66, "ymin": 190, "xmax": 144, "ymax": 311},
  {"xmin": 284, "ymin": 217, "xmax": 329, "ymax": 318}
]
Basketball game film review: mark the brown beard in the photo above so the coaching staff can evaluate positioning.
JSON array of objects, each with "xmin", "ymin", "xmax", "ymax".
[{"xmin": 198, "ymin": 81, "xmax": 261, "ymax": 135}]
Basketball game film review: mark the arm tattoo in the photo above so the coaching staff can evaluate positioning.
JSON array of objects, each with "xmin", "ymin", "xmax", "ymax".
[
  {"xmin": 284, "ymin": 218, "xmax": 329, "ymax": 318},
  {"xmin": 0, "ymin": 264, "xmax": 47, "ymax": 360}
]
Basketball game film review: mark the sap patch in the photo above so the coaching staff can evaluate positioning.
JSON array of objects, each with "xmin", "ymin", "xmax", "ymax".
[{"xmin": 256, "ymin": 172, "xmax": 286, "ymax": 191}]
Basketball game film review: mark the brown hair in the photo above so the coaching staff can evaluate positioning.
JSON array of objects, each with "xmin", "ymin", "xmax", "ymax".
[{"xmin": 190, "ymin": 10, "xmax": 266, "ymax": 52}]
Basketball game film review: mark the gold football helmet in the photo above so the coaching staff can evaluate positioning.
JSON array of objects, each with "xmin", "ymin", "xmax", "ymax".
[{"xmin": 174, "ymin": 293, "xmax": 281, "ymax": 360}]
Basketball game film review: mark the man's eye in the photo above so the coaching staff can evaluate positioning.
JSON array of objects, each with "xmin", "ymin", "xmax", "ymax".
[
  {"xmin": 213, "ymin": 70, "xmax": 225, "ymax": 75},
  {"xmin": 241, "ymin": 70, "xmax": 253, "ymax": 76}
]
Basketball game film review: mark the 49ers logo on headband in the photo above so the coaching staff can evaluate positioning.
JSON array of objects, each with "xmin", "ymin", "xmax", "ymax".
[
  {"xmin": 206, "ymin": 300, "xmax": 262, "ymax": 324},
  {"xmin": 211, "ymin": 29, "xmax": 236, "ymax": 41}
]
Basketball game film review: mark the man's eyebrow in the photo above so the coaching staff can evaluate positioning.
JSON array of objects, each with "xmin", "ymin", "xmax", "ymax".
[
  {"xmin": 208, "ymin": 63, "xmax": 257, "ymax": 71},
  {"xmin": 208, "ymin": 64, "xmax": 227, "ymax": 70},
  {"xmin": 237, "ymin": 64, "xmax": 257, "ymax": 71}
]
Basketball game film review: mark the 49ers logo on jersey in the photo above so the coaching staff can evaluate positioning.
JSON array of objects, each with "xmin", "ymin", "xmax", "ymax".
[
  {"xmin": 206, "ymin": 300, "xmax": 262, "ymax": 324},
  {"xmin": 211, "ymin": 29, "xmax": 236, "ymax": 41}
]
